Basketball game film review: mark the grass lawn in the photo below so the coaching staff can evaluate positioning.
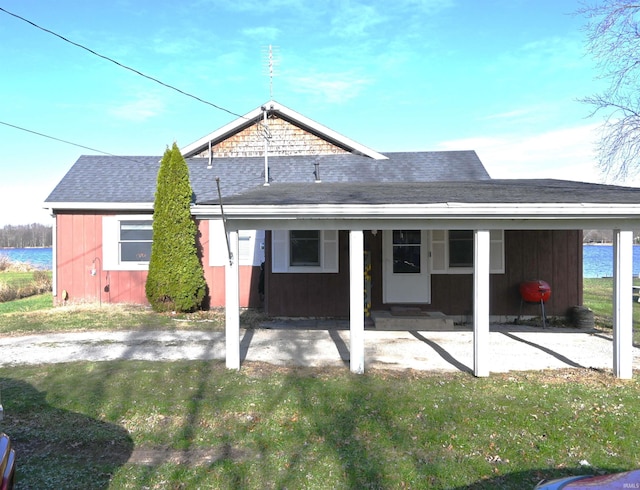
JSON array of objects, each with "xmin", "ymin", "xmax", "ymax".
[
  {"xmin": 1, "ymin": 362, "xmax": 638, "ymax": 489},
  {"xmin": 583, "ymin": 277, "xmax": 640, "ymax": 344},
  {"xmin": 0, "ymin": 279, "xmax": 637, "ymax": 489}
]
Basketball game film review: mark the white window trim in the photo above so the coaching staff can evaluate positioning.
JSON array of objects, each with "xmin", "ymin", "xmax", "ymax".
[
  {"xmin": 272, "ymin": 230, "xmax": 339, "ymax": 273},
  {"xmin": 430, "ymin": 230, "xmax": 504, "ymax": 274},
  {"xmin": 103, "ymin": 215, "xmax": 153, "ymax": 271}
]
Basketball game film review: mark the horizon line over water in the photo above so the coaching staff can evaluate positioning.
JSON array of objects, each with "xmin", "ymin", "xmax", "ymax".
[{"xmin": 1, "ymin": 245, "xmax": 638, "ymax": 278}]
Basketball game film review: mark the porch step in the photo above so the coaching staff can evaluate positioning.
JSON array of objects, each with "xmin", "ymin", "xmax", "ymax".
[{"xmin": 371, "ymin": 310, "xmax": 456, "ymax": 331}]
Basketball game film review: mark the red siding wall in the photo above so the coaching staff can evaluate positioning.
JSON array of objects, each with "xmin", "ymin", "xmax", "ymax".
[
  {"xmin": 55, "ymin": 213, "xmax": 149, "ymax": 305},
  {"xmin": 54, "ymin": 214, "xmax": 260, "ymax": 308}
]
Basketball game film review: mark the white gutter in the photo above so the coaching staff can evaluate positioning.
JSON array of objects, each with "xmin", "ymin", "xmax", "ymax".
[
  {"xmin": 190, "ymin": 202, "xmax": 640, "ymax": 219},
  {"xmin": 45, "ymin": 202, "xmax": 154, "ymax": 211}
]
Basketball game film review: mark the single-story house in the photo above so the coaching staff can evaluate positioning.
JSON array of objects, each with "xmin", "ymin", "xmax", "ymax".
[{"xmin": 45, "ymin": 100, "xmax": 640, "ymax": 378}]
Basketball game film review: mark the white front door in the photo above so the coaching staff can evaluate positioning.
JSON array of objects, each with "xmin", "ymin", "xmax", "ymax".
[{"xmin": 383, "ymin": 230, "xmax": 431, "ymax": 304}]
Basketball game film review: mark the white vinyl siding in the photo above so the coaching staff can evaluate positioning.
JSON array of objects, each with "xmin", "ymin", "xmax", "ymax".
[{"xmin": 272, "ymin": 230, "xmax": 339, "ymax": 273}]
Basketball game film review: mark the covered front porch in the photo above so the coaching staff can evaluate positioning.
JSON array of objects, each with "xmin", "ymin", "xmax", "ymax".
[
  {"xmin": 195, "ymin": 179, "xmax": 640, "ymax": 379},
  {"xmin": 222, "ymin": 225, "xmax": 635, "ymax": 379}
]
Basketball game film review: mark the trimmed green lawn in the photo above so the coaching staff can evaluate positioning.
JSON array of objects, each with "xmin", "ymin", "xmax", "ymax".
[
  {"xmin": 1, "ymin": 362, "xmax": 637, "ymax": 489},
  {"xmin": 583, "ymin": 278, "xmax": 640, "ymax": 344},
  {"xmin": 0, "ymin": 278, "xmax": 636, "ymax": 488}
]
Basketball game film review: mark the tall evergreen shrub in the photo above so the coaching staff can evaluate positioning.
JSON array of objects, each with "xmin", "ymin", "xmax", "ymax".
[{"xmin": 145, "ymin": 143, "xmax": 206, "ymax": 312}]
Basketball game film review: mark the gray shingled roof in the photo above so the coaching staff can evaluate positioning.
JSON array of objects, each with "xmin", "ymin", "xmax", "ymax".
[
  {"xmin": 45, "ymin": 150, "xmax": 491, "ymax": 205},
  {"xmin": 216, "ymin": 179, "xmax": 640, "ymax": 206}
]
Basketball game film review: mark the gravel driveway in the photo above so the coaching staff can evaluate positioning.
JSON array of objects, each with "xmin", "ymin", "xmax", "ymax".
[{"xmin": 0, "ymin": 325, "xmax": 637, "ymax": 374}]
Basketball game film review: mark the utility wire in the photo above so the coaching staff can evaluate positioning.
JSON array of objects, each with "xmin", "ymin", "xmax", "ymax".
[
  {"xmin": 0, "ymin": 120, "xmax": 147, "ymax": 163},
  {"xmin": 0, "ymin": 6, "xmax": 246, "ymax": 120}
]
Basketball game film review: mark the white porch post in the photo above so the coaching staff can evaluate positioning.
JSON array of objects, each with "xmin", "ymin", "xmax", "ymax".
[
  {"xmin": 225, "ymin": 229, "xmax": 240, "ymax": 370},
  {"xmin": 349, "ymin": 230, "xmax": 365, "ymax": 374},
  {"xmin": 473, "ymin": 229, "xmax": 490, "ymax": 377},
  {"xmin": 613, "ymin": 229, "xmax": 633, "ymax": 379}
]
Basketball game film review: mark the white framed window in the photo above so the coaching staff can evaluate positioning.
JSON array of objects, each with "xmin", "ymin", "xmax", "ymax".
[
  {"xmin": 272, "ymin": 230, "xmax": 339, "ymax": 273},
  {"xmin": 431, "ymin": 230, "xmax": 504, "ymax": 274},
  {"xmin": 103, "ymin": 215, "xmax": 153, "ymax": 271}
]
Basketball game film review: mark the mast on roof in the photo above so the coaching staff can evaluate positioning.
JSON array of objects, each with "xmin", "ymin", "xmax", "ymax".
[
  {"xmin": 260, "ymin": 45, "xmax": 279, "ymax": 185},
  {"xmin": 262, "ymin": 44, "xmax": 279, "ymax": 100}
]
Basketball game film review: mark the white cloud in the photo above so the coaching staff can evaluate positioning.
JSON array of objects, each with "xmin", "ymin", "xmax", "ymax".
[
  {"xmin": 0, "ymin": 183, "xmax": 54, "ymax": 226},
  {"xmin": 108, "ymin": 95, "xmax": 165, "ymax": 122},
  {"xmin": 289, "ymin": 71, "xmax": 372, "ymax": 103},
  {"xmin": 195, "ymin": 0, "xmax": 305, "ymax": 13},
  {"xmin": 152, "ymin": 37, "xmax": 202, "ymax": 56},
  {"xmin": 437, "ymin": 122, "xmax": 611, "ymax": 184},
  {"xmin": 241, "ymin": 26, "xmax": 281, "ymax": 41},
  {"xmin": 330, "ymin": 3, "xmax": 387, "ymax": 38}
]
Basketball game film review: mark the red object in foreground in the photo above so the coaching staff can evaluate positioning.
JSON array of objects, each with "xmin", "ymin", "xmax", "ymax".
[{"xmin": 520, "ymin": 280, "xmax": 551, "ymax": 303}]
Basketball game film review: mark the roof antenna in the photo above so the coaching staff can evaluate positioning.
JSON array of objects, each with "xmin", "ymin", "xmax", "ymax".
[{"xmin": 262, "ymin": 44, "xmax": 279, "ymax": 100}]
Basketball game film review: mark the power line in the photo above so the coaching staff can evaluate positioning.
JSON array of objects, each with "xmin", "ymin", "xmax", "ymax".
[
  {"xmin": 0, "ymin": 120, "xmax": 147, "ymax": 163},
  {"xmin": 0, "ymin": 6, "xmax": 246, "ymax": 120}
]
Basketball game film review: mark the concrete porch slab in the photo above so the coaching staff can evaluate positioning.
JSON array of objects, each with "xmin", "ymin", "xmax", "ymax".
[{"xmin": 371, "ymin": 310, "xmax": 456, "ymax": 331}]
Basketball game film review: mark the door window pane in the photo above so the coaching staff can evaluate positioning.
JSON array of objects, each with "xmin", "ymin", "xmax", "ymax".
[{"xmin": 393, "ymin": 230, "xmax": 421, "ymax": 273}]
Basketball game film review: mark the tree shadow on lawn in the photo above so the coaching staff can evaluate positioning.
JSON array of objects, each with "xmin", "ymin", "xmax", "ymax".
[{"xmin": 0, "ymin": 377, "xmax": 133, "ymax": 490}]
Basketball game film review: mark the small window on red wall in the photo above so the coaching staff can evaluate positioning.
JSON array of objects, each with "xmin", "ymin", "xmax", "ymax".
[{"xmin": 120, "ymin": 221, "xmax": 153, "ymax": 262}]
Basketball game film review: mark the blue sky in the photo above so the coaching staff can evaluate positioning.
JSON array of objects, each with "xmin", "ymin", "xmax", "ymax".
[{"xmin": 0, "ymin": 0, "xmax": 613, "ymax": 226}]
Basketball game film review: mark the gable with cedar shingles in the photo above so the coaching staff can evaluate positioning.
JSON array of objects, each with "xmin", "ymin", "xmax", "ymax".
[{"xmin": 191, "ymin": 114, "xmax": 350, "ymax": 158}]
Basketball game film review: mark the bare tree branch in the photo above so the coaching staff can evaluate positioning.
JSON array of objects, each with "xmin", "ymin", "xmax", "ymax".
[{"xmin": 578, "ymin": 1, "xmax": 640, "ymax": 180}]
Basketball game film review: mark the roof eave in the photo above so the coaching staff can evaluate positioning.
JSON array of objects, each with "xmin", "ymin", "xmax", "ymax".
[{"xmin": 191, "ymin": 202, "xmax": 640, "ymax": 219}]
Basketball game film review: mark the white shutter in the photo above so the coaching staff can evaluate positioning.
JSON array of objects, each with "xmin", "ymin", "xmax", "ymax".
[
  {"xmin": 208, "ymin": 220, "xmax": 228, "ymax": 267},
  {"xmin": 322, "ymin": 230, "xmax": 339, "ymax": 273},
  {"xmin": 272, "ymin": 230, "xmax": 288, "ymax": 273},
  {"xmin": 430, "ymin": 230, "xmax": 447, "ymax": 273},
  {"xmin": 489, "ymin": 230, "xmax": 505, "ymax": 273},
  {"xmin": 102, "ymin": 216, "xmax": 119, "ymax": 270}
]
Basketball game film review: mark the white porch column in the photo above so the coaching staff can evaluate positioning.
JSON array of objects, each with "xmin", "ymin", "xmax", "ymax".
[
  {"xmin": 613, "ymin": 229, "xmax": 633, "ymax": 379},
  {"xmin": 225, "ymin": 230, "xmax": 240, "ymax": 370},
  {"xmin": 349, "ymin": 230, "xmax": 365, "ymax": 374},
  {"xmin": 473, "ymin": 229, "xmax": 490, "ymax": 377}
]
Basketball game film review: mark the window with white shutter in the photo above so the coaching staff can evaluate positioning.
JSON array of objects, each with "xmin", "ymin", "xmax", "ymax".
[
  {"xmin": 430, "ymin": 230, "xmax": 504, "ymax": 274},
  {"xmin": 272, "ymin": 230, "xmax": 339, "ymax": 273}
]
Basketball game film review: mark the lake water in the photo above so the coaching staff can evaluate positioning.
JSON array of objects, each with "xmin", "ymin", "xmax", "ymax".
[
  {"xmin": 0, "ymin": 248, "xmax": 53, "ymax": 270},
  {"xmin": 1, "ymin": 245, "xmax": 638, "ymax": 277},
  {"xmin": 583, "ymin": 244, "xmax": 640, "ymax": 278}
]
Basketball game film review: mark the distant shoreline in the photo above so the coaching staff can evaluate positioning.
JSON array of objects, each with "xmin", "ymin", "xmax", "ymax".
[{"xmin": 0, "ymin": 246, "xmax": 52, "ymax": 249}]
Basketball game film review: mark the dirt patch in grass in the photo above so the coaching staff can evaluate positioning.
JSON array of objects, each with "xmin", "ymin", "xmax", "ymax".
[{"xmin": 128, "ymin": 445, "xmax": 258, "ymax": 466}]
